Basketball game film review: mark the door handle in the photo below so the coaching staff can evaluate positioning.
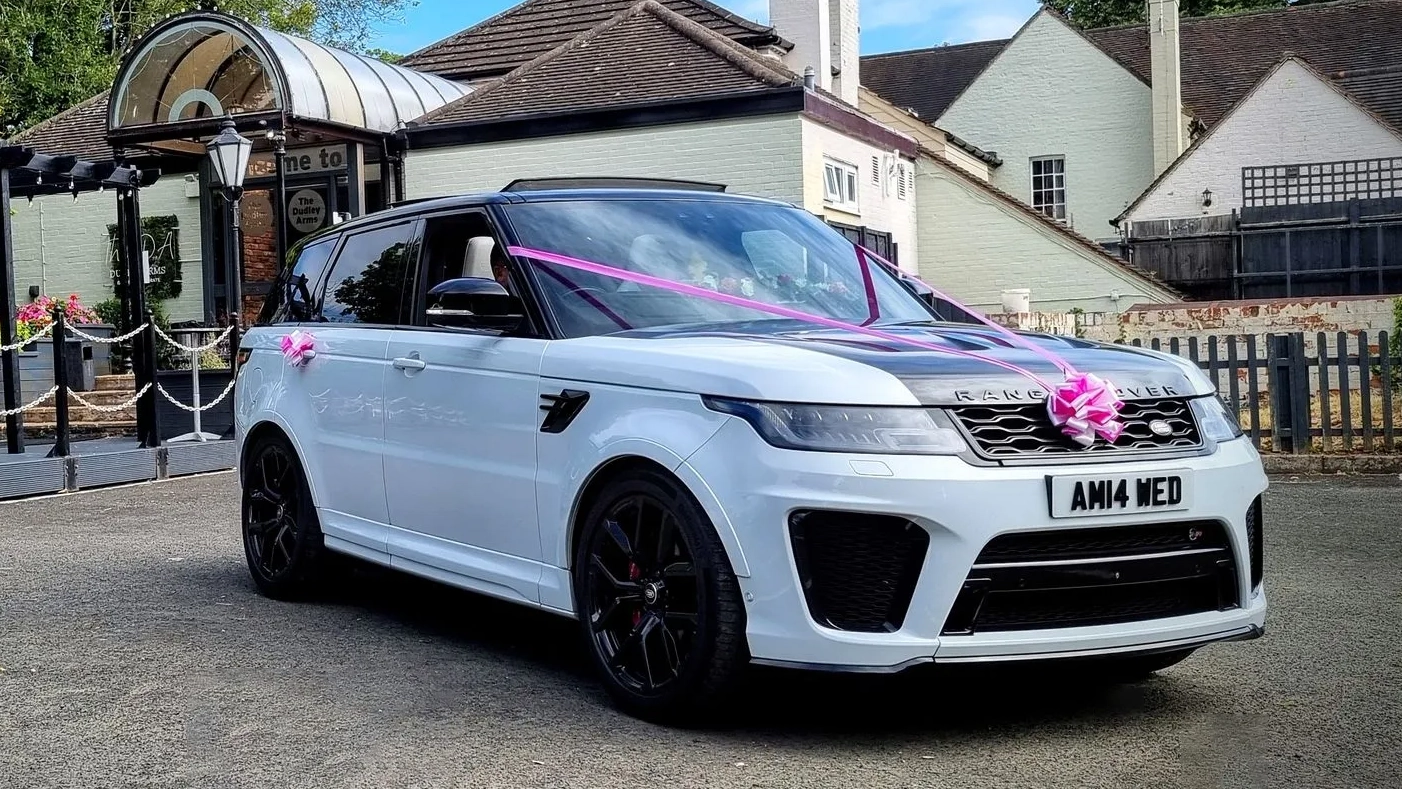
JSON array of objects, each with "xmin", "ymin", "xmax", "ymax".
[{"xmin": 392, "ymin": 356, "xmax": 426, "ymax": 371}]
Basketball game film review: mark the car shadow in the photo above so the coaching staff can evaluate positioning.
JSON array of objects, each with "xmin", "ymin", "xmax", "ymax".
[{"xmin": 294, "ymin": 557, "xmax": 1207, "ymax": 737}]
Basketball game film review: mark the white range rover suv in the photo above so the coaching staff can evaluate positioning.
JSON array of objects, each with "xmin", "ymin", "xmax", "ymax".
[{"xmin": 234, "ymin": 183, "xmax": 1267, "ymax": 721}]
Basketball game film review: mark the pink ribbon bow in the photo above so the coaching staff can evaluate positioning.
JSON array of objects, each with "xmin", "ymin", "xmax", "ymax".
[
  {"xmin": 280, "ymin": 330, "xmax": 316, "ymax": 367},
  {"xmin": 1048, "ymin": 372, "xmax": 1126, "ymax": 447}
]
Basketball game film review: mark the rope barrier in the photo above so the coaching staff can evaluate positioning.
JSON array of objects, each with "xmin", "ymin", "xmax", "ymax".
[
  {"xmin": 153, "ymin": 324, "xmax": 235, "ymax": 354},
  {"xmin": 64, "ymin": 323, "xmax": 150, "ymax": 345},
  {"xmin": 0, "ymin": 386, "xmax": 60, "ymax": 418},
  {"xmin": 0, "ymin": 323, "xmax": 56, "ymax": 352},
  {"xmin": 67, "ymin": 384, "xmax": 153, "ymax": 414},
  {"xmin": 156, "ymin": 379, "xmax": 237, "ymax": 413}
]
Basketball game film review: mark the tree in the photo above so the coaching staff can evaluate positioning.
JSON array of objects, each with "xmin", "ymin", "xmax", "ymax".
[
  {"xmin": 1044, "ymin": 0, "xmax": 1290, "ymax": 29},
  {"xmin": 0, "ymin": 0, "xmax": 417, "ymax": 134}
]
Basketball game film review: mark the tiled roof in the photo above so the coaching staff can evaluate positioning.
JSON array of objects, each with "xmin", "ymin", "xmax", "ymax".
[
  {"xmin": 862, "ymin": 0, "xmax": 1402, "ymax": 131},
  {"xmin": 859, "ymin": 39, "xmax": 1007, "ymax": 122},
  {"xmin": 399, "ymin": 0, "xmax": 787, "ymax": 81},
  {"xmin": 417, "ymin": 1, "xmax": 797, "ymax": 126},
  {"xmin": 1085, "ymin": 0, "xmax": 1402, "ymax": 127},
  {"xmin": 9, "ymin": 92, "xmax": 115, "ymax": 161}
]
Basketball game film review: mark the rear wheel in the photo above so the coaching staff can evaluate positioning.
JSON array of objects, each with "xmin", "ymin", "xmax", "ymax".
[
  {"xmin": 242, "ymin": 435, "xmax": 326, "ymax": 600},
  {"xmin": 573, "ymin": 468, "xmax": 747, "ymax": 723}
]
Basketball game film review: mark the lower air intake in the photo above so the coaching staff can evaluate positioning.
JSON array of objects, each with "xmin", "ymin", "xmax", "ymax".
[{"xmin": 789, "ymin": 511, "xmax": 929, "ymax": 633}]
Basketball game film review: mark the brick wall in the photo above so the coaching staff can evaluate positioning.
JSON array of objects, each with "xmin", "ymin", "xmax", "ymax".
[
  {"xmin": 936, "ymin": 10, "xmax": 1158, "ymax": 242},
  {"xmin": 915, "ymin": 156, "xmax": 1178, "ymax": 312},
  {"xmin": 405, "ymin": 115, "xmax": 806, "ymax": 203}
]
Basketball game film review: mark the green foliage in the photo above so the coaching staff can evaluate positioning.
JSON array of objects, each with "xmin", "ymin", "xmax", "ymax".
[
  {"xmin": 1043, "ymin": 0, "xmax": 1291, "ymax": 28},
  {"xmin": 364, "ymin": 47, "xmax": 403, "ymax": 64},
  {"xmin": 107, "ymin": 214, "xmax": 182, "ymax": 302},
  {"xmin": 91, "ymin": 296, "xmax": 183, "ymax": 371},
  {"xmin": 1, "ymin": 0, "xmax": 418, "ymax": 133}
]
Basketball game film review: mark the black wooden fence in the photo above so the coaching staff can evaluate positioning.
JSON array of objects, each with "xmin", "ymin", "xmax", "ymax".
[{"xmin": 1127, "ymin": 331, "xmax": 1400, "ymax": 453}]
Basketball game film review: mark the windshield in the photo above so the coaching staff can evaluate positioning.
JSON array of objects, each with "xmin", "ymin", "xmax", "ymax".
[{"xmin": 503, "ymin": 198, "xmax": 933, "ymax": 338}]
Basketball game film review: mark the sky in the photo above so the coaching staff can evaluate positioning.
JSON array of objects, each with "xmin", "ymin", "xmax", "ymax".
[{"xmin": 369, "ymin": 0, "xmax": 1041, "ymax": 59}]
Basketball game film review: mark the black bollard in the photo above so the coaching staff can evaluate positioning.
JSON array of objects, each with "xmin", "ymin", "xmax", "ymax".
[{"xmin": 47, "ymin": 305, "xmax": 70, "ymax": 458}]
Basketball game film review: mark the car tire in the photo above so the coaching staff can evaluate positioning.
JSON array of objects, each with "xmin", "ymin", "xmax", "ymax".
[
  {"xmin": 241, "ymin": 434, "xmax": 327, "ymax": 601},
  {"xmin": 572, "ymin": 467, "xmax": 748, "ymax": 723}
]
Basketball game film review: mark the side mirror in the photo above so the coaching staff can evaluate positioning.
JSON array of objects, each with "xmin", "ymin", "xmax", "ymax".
[{"xmin": 425, "ymin": 277, "xmax": 525, "ymax": 333}]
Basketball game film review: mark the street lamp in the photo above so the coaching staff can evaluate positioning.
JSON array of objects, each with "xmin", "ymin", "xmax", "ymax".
[{"xmin": 207, "ymin": 116, "xmax": 252, "ymax": 326}]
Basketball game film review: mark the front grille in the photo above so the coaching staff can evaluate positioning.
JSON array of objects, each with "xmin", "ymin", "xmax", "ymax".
[
  {"xmin": 1247, "ymin": 496, "xmax": 1263, "ymax": 588},
  {"xmin": 950, "ymin": 397, "xmax": 1201, "ymax": 459},
  {"xmin": 941, "ymin": 521, "xmax": 1239, "ymax": 635},
  {"xmin": 789, "ymin": 511, "xmax": 929, "ymax": 633}
]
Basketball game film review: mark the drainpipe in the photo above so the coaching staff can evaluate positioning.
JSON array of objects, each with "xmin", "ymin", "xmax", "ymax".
[{"xmin": 38, "ymin": 200, "xmax": 47, "ymax": 297}]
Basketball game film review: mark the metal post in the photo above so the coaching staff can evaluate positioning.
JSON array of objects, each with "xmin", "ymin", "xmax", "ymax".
[
  {"xmin": 168, "ymin": 331, "xmax": 218, "ymax": 444},
  {"xmin": 0, "ymin": 167, "xmax": 23, "ymax": 453},
  {"xmin": 272, "ymin": 132, "xmax": 288, "ymax": 272},
  {"xmin": 230, "ymin": 192, "xmax": 244, "ymax": 331},
  {"xmin": 47, "ymin": 305, "xmax": 69, "ymax": 458},
  {"xmin": 141, "ymin": 309, "xmax": 161, "ymax": 448}
]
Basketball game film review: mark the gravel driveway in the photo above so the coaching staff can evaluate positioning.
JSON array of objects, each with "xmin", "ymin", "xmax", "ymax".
[{"xmin": 0, "ymin": 472, "xmax": 1398, "ymax": 789}]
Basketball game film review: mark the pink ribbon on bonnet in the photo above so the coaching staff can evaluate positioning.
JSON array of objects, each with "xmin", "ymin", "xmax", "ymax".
[{"xmin": 510, "ymin": 245, "xmax": 1127, "ymax": 446}]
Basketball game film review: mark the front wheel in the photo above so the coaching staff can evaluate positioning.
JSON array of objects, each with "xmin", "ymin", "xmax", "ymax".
[
  {"xmin": 572, "ymin": 468, "xmax": 748, "ymax": 723},
  {"xmin": 241, "ymin": 435, "xmax": 327, "ymax": 600}
]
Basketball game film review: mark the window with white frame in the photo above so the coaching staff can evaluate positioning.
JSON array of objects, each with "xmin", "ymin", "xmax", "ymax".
[
  {"xmin": 823, "ymin": 158, "xmax": 860, "ymax": 211},
  {"xmin": 1030, "ymin": 156, "xmax": 1066, "ymax": 221}
]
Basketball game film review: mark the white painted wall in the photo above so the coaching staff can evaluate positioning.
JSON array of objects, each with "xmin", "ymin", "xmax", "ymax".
[
  {"xmin": 799, "ymin": 117, "xmax": 920, "ymax": 271},
  {"xmin": 405, "ymin": 115, "xmax": 806, "ymax": 204},
  {"xmin": 915, "ymin": 156, "xmax": 1177, "ymax": 312},
  {"xmin": 1123, "ymin": 60, "xmax": 1402, "ymax": 223},
  {"xmin": 9, "ymin": 175, "xmax": 206, "ymax": 322},
  {"xmin": 937, "ymin": 10, "xmax": 1155, "ymax": 242}
]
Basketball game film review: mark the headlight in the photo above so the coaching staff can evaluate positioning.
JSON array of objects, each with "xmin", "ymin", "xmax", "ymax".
[
  {"xmin": 1190, "ymin": 396, "xmax": 1243, "ymax": 442},
  {"xmin": 702, "ymin": 397, "xmax": 968, "ymax": 455}
]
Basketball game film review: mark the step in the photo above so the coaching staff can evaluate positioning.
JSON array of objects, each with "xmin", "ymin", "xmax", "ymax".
[
  {"xmin": 94, "ymin": 374, "xmax": 136, "ymax": 392},
  {"xmin": 25, "ymin": 405, "xmax": 138, "ymax": 423},
  {"xmin": 0, "ymin": 422, "xmax": 137, "ymax": 440}
]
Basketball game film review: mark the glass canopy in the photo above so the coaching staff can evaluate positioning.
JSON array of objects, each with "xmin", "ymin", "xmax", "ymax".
[{"xmin": 110, "ymin": 13, "xmax": 470, "ymax": 133}]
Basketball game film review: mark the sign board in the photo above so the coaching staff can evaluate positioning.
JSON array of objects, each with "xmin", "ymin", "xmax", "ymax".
[
  {"xmin": 288, "ymin": 189, "xmax": 327, "ymax": 233},
  {"xmin": 249, "ymin": 144, "xmax": 348, "ymax": 175}
]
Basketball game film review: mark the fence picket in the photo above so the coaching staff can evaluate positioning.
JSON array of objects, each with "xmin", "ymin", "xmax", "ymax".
[
  {"xmin": 1338, "ymin": 332, "xmax": 1353, "ymax": 452},
  {"xmin": 1226, "ymin": 337, "xmax": 1241, "ymax": 424},
  {"xmin": 1246, "ymin": 335, "xmax": 1262, "ymax": 446},
  {"xmin": 1317, "ymin": 332, "xmax": 1332, "ymax": 447},
  {"xmin": 1359, "ymin": 331, "xmax": 1374, "ymax": 451},
  {"xmin": 1266, "ymin": 335, "xmax": 1283, "ymax": 452},
  {"xmin": 1380, "ymin": 330, "xmax": 1395, "ymax": 452},
  {"xmin": 1207, "ymin": 336, "xmax": 1221, "ymax": 394}
]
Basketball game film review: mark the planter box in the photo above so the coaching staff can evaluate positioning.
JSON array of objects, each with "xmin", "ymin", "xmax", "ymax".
[{"xmin": 156, "ymin": 368, "xmax": 235, "ymax": 441}]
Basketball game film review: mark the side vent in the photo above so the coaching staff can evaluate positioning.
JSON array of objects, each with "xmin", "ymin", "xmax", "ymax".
[{"xmin": 539, "ymin": 390, "xmax": 590, "ymax": 434}]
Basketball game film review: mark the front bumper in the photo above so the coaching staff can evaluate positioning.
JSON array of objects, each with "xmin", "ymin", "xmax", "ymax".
[{"xmin": 682, "ymin": 419, "xmax": 1268, "ymax": 671}]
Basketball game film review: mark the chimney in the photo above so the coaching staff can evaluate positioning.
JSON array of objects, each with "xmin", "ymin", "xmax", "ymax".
[
  {"xmin": 771, "ymin": 0, "xmax": 862, "ymax": 105},
  {"xmin": 1148, "ymin": 0, "xmax": 1184, "ymax": 172},
  {"xmin": 771, "ymin": 0, "xmax": 832, "ymax": 94},
  {"xmin": 828, "ymin": 0, "xmax": 860, "ymax": 105}
]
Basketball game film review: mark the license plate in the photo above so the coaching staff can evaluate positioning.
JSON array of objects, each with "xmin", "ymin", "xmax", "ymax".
[{"xmin": 1048, "ymin": 470, "xmax": 1192, "ymax": 518}]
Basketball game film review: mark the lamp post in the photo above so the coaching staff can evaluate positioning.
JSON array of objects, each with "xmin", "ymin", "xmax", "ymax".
[{"xmin": 207, "ymin": 116, "xmax": 252, "ymax": 326}]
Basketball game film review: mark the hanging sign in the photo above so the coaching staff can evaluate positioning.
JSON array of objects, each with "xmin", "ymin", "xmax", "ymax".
[{"xmin": 288, "ymin": 189, "xmax": 327, "ymax": 233}]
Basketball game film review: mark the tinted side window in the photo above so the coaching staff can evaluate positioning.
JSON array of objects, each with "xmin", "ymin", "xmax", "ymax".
[
  {"xmin": 258, "ymin": 237, "xmax": 337, "ymax": 325},
  {"xmin": 318, "ymin": 223, "xmax": 415, "ymax": 325}
]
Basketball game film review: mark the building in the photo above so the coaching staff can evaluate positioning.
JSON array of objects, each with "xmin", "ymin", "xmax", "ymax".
[
  {"xmin": 6, "ymin": 0, "xmax": 1182, "ymax": 326},
  {"xmin": 862, "ymin": 0, "xmax": 1402, "ymax": 264}
]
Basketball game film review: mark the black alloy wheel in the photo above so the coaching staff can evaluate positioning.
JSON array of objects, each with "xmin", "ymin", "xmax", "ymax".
[
  {"xmin": 242, "ymin": 436, "xmax": 325, "ymax": 599},
  {"xmin": 575, "ymin": 469, "xmax": 746, "ymax": 722}
]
